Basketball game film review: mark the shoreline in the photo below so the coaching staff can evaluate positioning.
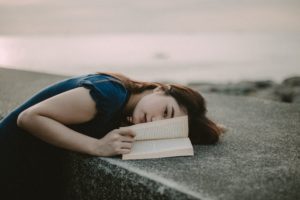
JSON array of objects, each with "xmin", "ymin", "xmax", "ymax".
[{"xmin": 188, "ymin": 77, "xmax": 300, "ymax": 104}]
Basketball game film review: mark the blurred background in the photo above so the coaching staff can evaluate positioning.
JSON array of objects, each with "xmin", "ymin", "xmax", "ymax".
[{"xmin": 0, "ymin": 0, "xmax": 299, "ymax": 84}]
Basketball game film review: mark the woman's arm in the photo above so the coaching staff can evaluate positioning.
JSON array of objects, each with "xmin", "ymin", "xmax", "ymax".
[{"xmin": 17, "ymin": 87, "xmax": 135, "ymax": 156}]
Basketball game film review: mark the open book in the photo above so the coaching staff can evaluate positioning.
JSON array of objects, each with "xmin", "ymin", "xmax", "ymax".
[{"xmin": 122, "ymin": 115, "xmax": 194, "ymax": 160}]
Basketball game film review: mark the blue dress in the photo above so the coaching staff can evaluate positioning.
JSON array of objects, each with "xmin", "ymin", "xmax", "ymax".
[{"xmin": 0, "ymin": 73, "xmax": 130, "ymax": 199}]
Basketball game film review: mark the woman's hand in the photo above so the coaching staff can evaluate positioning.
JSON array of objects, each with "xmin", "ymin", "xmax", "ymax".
[{"xmin": 93, "ymin": 127, "xmax": 136, "ymax": 157}]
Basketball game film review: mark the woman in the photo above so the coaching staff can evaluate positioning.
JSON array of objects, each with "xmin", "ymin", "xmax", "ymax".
[{"xmin": 0, "ymin": 72, "xmax": 224, "ymax": 199}]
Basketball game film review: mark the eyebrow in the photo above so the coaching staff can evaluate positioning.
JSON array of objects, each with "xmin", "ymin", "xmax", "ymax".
[{"xmin": 171, "ymin": 106, "xmax": 174, "ymax": 118}]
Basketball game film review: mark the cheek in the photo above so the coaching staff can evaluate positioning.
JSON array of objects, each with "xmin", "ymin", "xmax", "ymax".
[
  {"xmin": 135, "ymin": 96, "xmax": 161, "ymax": 114},
  {"xmin": 132, "ymin": 98, "xmax": 148, "ymax": 117}
]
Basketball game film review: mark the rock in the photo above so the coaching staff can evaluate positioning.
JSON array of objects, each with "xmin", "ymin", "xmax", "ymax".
[
  {"xmin": 153, "ymin": 52, "xmax": 169, "ymax": 60},
  {"xmin": 227, "ymin": 81, "xmax": 257, "ymax": 95},
  {"xmin": 251, "ymin": 87, "xmax": 281, "ymax": 102},
  {"xmin": 282, "ymin": 76, "xmax": 300, "ymax": 87},
  {"xmin": 274, "ymin": 86, "xmax": 294, "ymax": 103},
  {"xmin": 253, "ymin": 80, "xmax": 275, "ymax": 89},
  {"xmin": 292, "ymin": 87, "xmax": 300, "ymax": 104},
  {"xmin": 187, "ymin": 82, "xmax": 217, "ymax": 93},
  {"xmin": 188, "ymin": 81, "xmax": 257, "ymax": 96},
  {"xmin": 274, "ymin": 85, "xmax": 300, "ymax": 103},
  {"xmin": 188, "ymin": 78, "xmax": 300, "ymax": 104}
]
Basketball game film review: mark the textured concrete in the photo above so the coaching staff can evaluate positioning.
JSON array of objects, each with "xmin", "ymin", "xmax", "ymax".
[
  {"xmin": 0, "ymin": 68, "xmax": 65, "ymax": 118},
  {"xmin": 1, "ymin": 67, "xmax": 299, "ymax": 200}
]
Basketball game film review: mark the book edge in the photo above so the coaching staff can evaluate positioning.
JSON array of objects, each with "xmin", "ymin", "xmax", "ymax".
[{"xmin": 122, "ymin": 146, "xmax": 194, "ymax": 160}]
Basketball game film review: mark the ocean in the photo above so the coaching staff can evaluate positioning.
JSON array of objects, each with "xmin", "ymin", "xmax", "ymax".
[
  {"xmin": 0, "ymin": 0, "xmax": 299, "ymax": 84},
  {"xmin": 1, "ymin": 33, "xmax": 299, "ymax": 84}
]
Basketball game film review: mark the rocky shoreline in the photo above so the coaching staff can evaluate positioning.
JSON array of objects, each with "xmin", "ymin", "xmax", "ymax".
[{"xmin": 188, "ymin": 76, "xmax": 300, "ymax": 104}]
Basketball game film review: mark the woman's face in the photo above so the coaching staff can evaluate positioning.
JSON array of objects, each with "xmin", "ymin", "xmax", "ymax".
[{"xmin": 131, "ymin": 88, "xmax": 187, "ymax": 124}]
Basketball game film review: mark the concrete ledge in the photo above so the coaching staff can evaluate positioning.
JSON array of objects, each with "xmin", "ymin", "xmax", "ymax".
[
  {"xmin": 1, "ymin": 67, "xmax": 299, "ymax": 200},
  {"xmin": 63, "ymin": 92, "xmax": 299, "ymax": 200},
  {"xmin": 63, "ymin": 154, "xmax": 202, "ymax": 200}
]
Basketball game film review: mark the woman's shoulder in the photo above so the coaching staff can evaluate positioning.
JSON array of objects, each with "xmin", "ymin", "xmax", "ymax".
[
  {"xmin": 79, "ymin": 73, "xmax": 126, "ymax": 93},
  {"xmin": 76, "ymin": 73, "xmax": 122, "ymax": 85},
  {"xmin": 76, "ymin": 73, "xmax": 129, "ymax": 116}
]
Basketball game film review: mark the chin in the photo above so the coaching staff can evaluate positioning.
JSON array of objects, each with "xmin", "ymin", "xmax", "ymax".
[
  {"xmin": 133, "ymin": 115, "xmax": 142, "ymax": 124},
  {"xmin": 131, "ymin": 114, "xmax": 138, "ymax": 124},
  {"xmin": 132, "ymin": 110, "xmax": 141, "ymax": 124}
]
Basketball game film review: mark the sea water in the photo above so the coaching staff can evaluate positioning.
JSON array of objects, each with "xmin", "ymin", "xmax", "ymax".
[{"xmin": 0, "ymin": 33, "xmax": 299, "ymax": 84}]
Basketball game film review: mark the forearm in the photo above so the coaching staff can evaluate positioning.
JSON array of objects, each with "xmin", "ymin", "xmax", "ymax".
[{"xmin": 18, "ymin": 114, "xmax": 100, "ymax": 156}]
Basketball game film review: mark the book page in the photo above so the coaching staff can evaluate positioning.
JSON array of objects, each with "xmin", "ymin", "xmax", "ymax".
[
  {"xmin": 122, "ymin": 138, "xmax": 194, "ymax": 160},
  {"xmin": 124, "ymin": 115, "xmax": 188, "ymax": 141}
]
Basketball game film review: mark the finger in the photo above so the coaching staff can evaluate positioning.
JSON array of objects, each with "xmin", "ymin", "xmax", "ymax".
[
  {"xmin": 120, "ymin": 136, "xmax": 135, "ymax": 143},
  {"xmin": 118, "ymin": 127, "xmax": 136, "ymax": 137},
  {"xmin": 119, "ymin": 149, "xmax": 131, "ymax": 155},
  {"xmin": 120, "ymin": 142, "xmax": 133, "ymax": 150}
]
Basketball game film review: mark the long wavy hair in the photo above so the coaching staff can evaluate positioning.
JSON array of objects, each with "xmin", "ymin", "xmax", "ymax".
[{"xmin": 97, "ymin": 72, "xmax": 225, "ymax": 145}]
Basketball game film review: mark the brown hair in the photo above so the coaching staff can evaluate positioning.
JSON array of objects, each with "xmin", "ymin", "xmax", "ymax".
[{"xmin": 97, "ymin": 72, "xmax": 225, "ymax": 145}]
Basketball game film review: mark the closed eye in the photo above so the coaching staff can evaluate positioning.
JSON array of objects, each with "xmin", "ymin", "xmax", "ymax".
[
  {"xmin": 164, "ymin": 107, "xmax": 168, "ymax": 118},
  {"xmin": 171, "ymin": 106, "xmax": 174, "ymax": 118}
]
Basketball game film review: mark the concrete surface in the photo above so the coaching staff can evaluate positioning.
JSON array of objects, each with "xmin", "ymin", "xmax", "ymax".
[{"xmin": 1, "ymin": 67, "xmax": 299, "ymax": 200}]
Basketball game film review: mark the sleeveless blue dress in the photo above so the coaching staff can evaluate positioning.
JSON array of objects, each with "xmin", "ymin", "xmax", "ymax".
[{"xmin": 0, "ymin": 73, "xmax": 130, "ymax": 199}]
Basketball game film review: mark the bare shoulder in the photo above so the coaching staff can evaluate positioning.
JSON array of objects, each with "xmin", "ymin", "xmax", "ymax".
[{"xmin": 19, "ymin": 87, "xmax": 98, "ymax": 125}]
